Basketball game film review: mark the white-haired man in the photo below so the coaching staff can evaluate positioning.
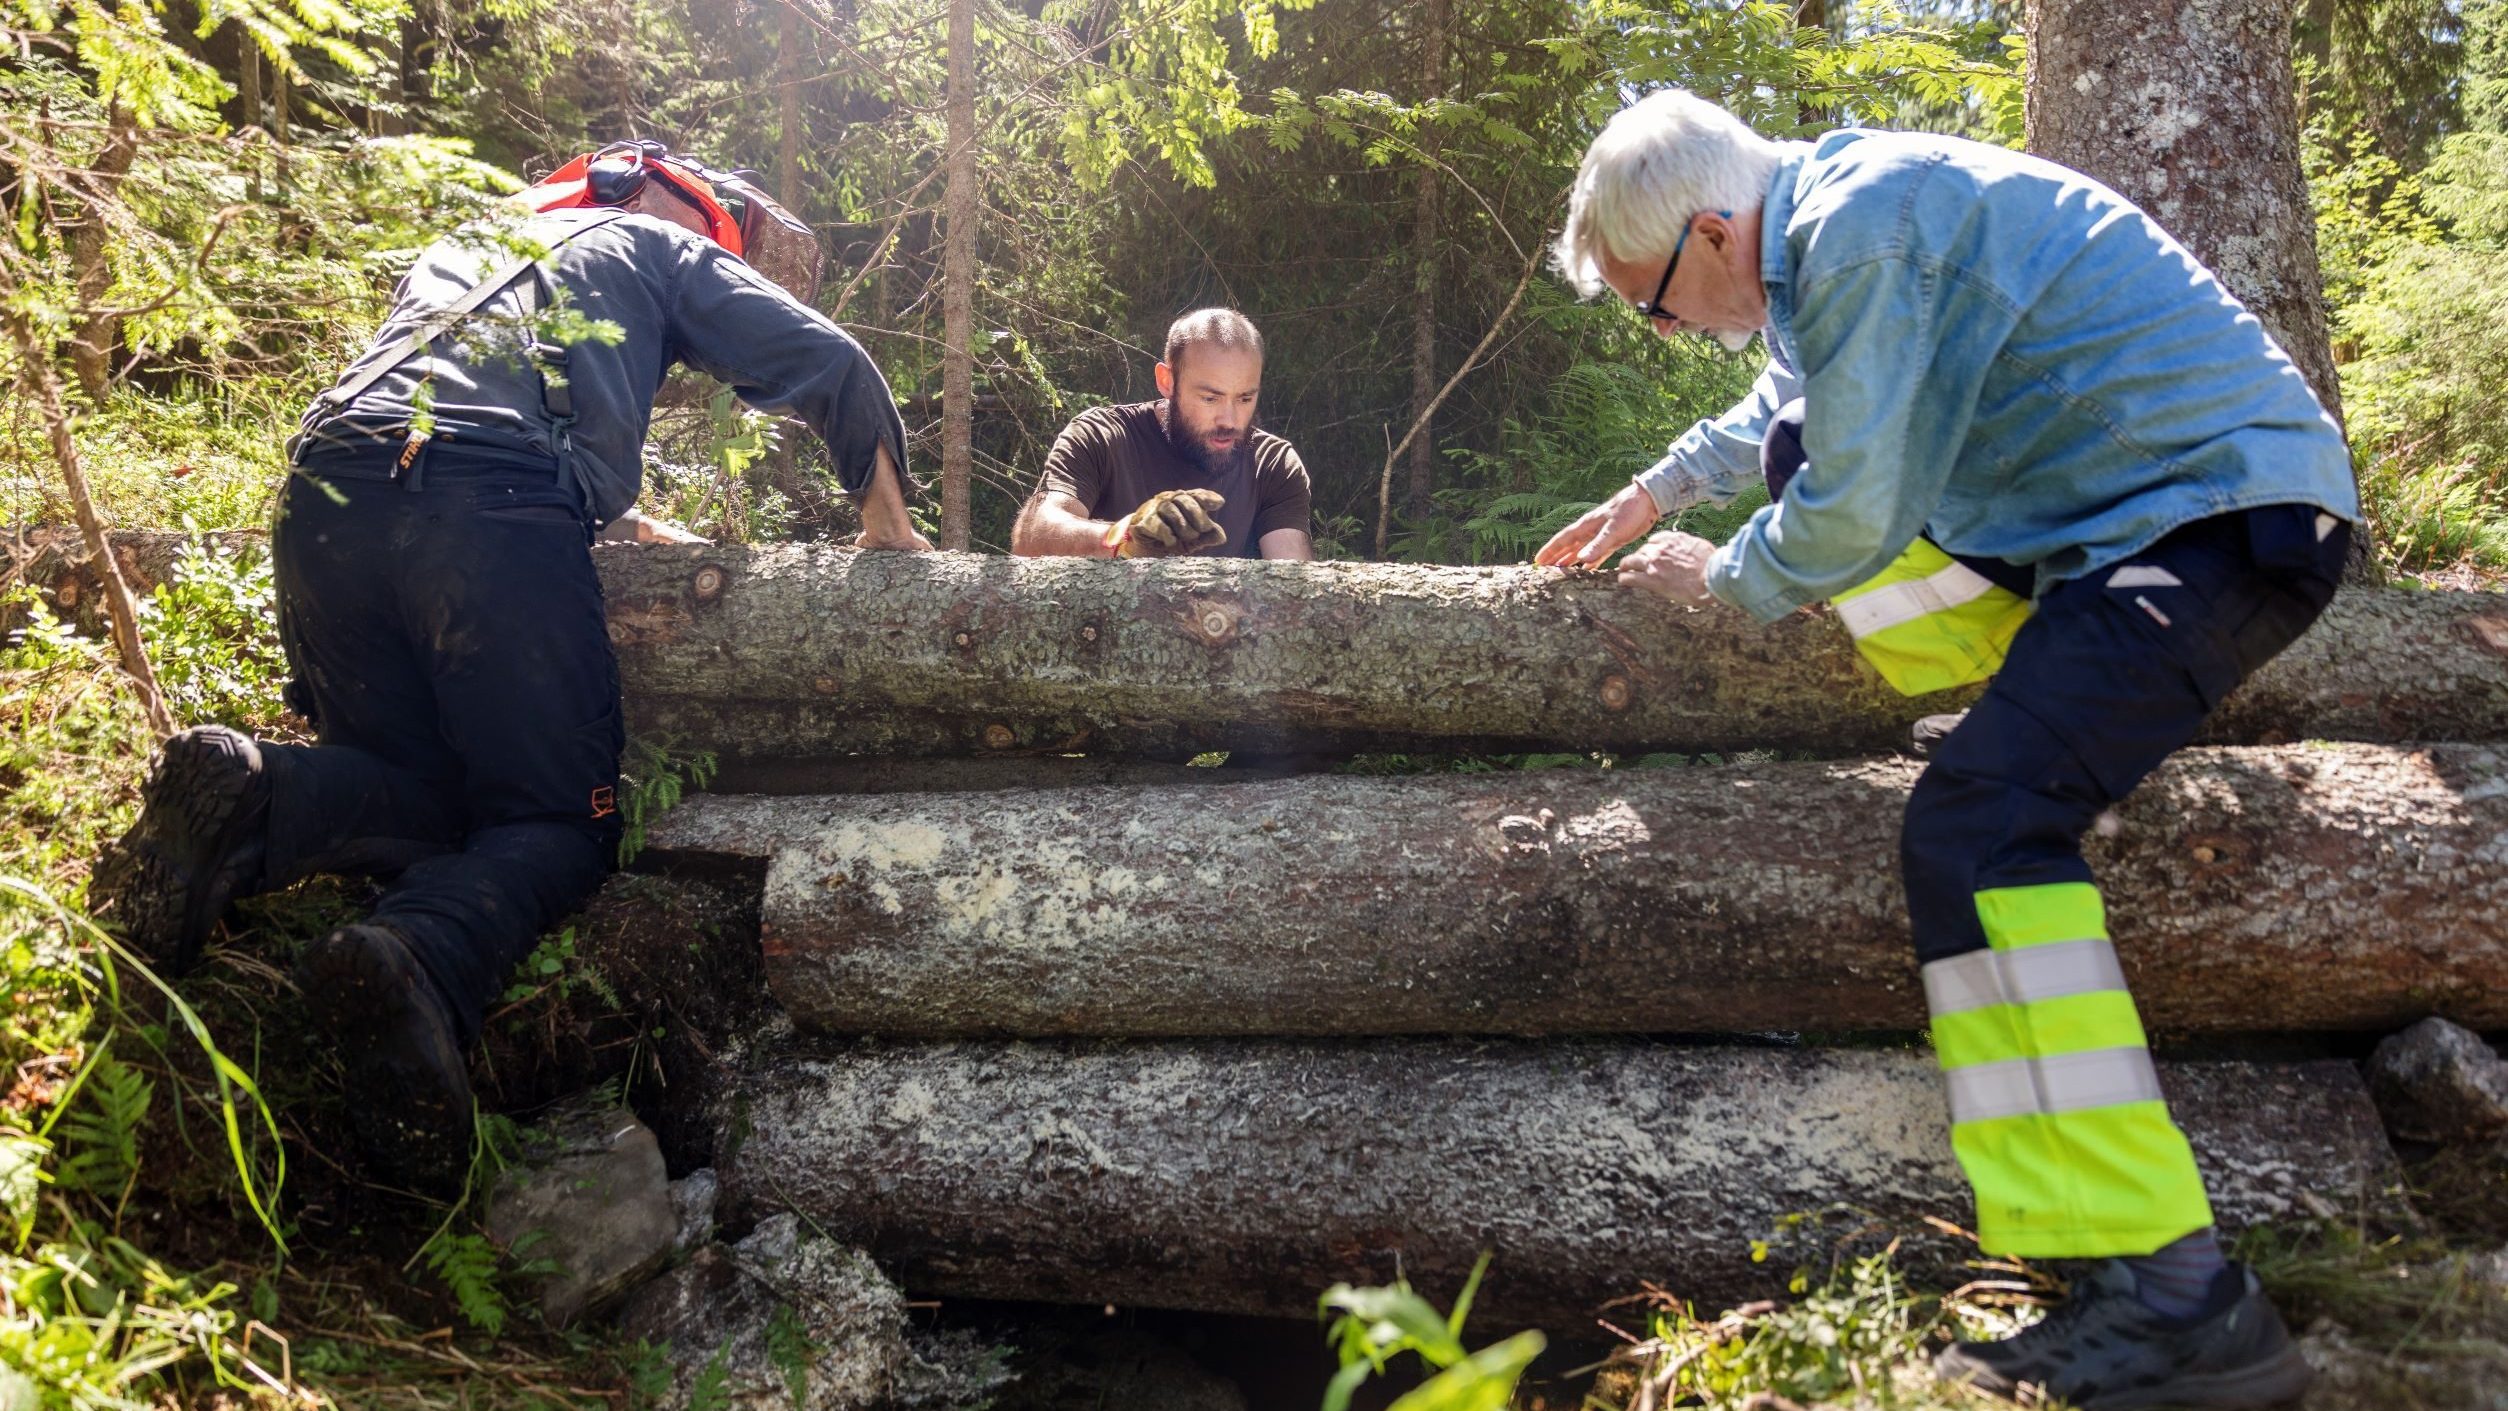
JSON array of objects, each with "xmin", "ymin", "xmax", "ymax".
[{"xmin": 1538, "ymin": 92, "xmax": 2357, "ymax": 1407}]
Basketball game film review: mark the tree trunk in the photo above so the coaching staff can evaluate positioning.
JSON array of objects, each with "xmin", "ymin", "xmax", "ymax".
[
  {"xmin": 238, "ymin": 29, "xmax": 263, "ymax": 202},
  {"xmin": 2, "ymin": 328, "xmax": 175, "ymax": 736},
  {"xmin": 67, "ymin": 107, "xmax": 136, "ymax": 402},
  {"xmin": 939, "ymin": 0, "xmax": 977, "ymax": 551},
  {"xmin": 2023, "ymin": 0, "xmax": 2374, "ymax": 580},
  {"xmin": 1404, "ymin": 0, "xmax": 1445, "ymax": 520},
  {"xmin": 778, "ymin": 3, "xmax": 805, "ymax": 207},
  {"xmin": 717, "ymin": 1041, "xmax": 2393, "ymax": 1325},
  {"xmin": 644, "ymin": 744, "xmax": 2508, "ymax": 1038},
  {"xmin": 22, "ymin": 535, "xmax": 2508, "ymax": 760}
]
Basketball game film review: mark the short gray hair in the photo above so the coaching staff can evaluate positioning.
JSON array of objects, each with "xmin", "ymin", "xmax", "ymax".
[{"xmin": 1553, "ymin": 90, "xmax": 1783, "ymax": 296}]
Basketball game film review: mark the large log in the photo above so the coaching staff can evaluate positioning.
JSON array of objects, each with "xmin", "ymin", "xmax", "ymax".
[
  {"xmin": 716, "ymin": 1040, "xmax": 2396, "ymax": 1326},
  {"xmin": 644, "ymin": 743, "xmax": 2508, "ymax": 1037},
  {"xmin": 16, "ymin": 532, "xmax": 2508, "ymax": 760}
]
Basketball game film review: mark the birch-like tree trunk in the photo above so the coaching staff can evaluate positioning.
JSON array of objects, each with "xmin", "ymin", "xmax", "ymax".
[{"xmin": 939, "ymin": 0, "xmax": 977, "ymax": 551}]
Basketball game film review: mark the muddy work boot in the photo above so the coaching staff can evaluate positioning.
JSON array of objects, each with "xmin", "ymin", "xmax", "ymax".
[
  {"xmin": 297, "ymin": 924, "xmax": 474, "ymax": 1195},
  {"xmin": 92, "ymin": 726, "xmax": 270, "ymax": 975},
  {"xmin": 1935, "ymin": 1261, "xmax": 2312, "ymax": 1409}
]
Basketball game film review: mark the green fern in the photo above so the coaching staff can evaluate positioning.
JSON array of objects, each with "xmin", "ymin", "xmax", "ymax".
[
  {"xmin": 687, "ymin": 1343, "xmax": 734, "ymax": 1411},
  {"xmin": 422, "ymin": 1230, "xmax": 509, "ymax": 1335},
  {"xmin": 52, "ymin": 1054, "xmax": 152, "ymax": 1198},
  {"xmin": 766, "ymin": 1303, "xmax": 816, "ymax": 1406}
]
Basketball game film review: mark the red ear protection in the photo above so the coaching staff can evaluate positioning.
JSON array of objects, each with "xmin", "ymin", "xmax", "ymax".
[{"xmin": 519, "ymin": 141, "xmax": 748, "ymax": 258}]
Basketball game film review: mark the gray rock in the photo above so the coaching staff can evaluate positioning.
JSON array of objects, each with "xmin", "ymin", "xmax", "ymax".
[
  {"xmin": 670, "ymin": 1167, "xmax": 720, "ymax": 1254},
  {"xmin": 2367, "ymin": 1017, "xmax": 2508, "ymax": 1145},
  {"xmin": 613, "ymin": 1214, "xmax": 911, "ymax": 1411},
  {"xmin": 485, "ymin": 1104, "xmax": 678, "ymax": 1328},
  {"xmin": 2299, "ymin": 1323, "xmax": 2508, "ymax": 1410}
]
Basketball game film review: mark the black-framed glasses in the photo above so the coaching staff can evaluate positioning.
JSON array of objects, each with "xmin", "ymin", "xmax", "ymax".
[{"xmin": 1632, "ymin": 209, "xmax": 1731, "ymax": 325}]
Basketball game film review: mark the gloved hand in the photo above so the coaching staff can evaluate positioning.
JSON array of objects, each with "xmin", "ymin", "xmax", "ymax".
[{"xmin": 1106, "ymin": 488, "xmax": 1228, "ymax": 558}]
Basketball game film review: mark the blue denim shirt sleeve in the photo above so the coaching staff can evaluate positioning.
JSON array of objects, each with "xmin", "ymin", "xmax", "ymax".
[
  {"xmin": 1706, "ymin": 252, "xmax": 1981, "ymax": 622},
  {"xmin": 1633, "ymin": 359, "xmax": 1801, "ymax": 515}
]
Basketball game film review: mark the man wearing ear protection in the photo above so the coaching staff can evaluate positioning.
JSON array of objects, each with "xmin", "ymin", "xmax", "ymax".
[{"xmin": 94, "ymin": 139, "xmax": 931, "ymax": 1189}]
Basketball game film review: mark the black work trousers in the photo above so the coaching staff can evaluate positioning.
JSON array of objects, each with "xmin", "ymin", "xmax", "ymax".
[{"xmin": 265, "ymin": 460, "xmax": 622, "ymax": 1041}]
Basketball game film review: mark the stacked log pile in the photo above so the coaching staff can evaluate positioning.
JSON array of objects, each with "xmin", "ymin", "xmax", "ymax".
[{"xmin": 24, "ymin": 533, "xmax": 2504, "ymax": 1326}]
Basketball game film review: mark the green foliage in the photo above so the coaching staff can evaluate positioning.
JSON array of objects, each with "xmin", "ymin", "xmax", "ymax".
[
  {"xmin": 501, "ymin": 924, "xmax": 620, "ymax": 1010},
  {"xmin": 1636, "ymin": 1248, "xmax": 1954, "ymax": 1407},
  {"xmin": 136, "ymin": 538, "xmax": 290, "ymax": 730},
  {"xmin": 1318, "ymin": 1253, "xmax": 1546, "ymax": 1411},
  {"xmin": 424, "ymin": 1230, "xmax": 512, "ymax": 1336},
  {"xmin": 47, "ymin": 1048, "xmax": 151, "ymax": 1201},
  {"xmin": 765, "ymin": 1301, "xmax": 816, "ymax": 1406},
  {"xmin": 618, "ymin": 737, "xmax": 718, "ymax": 867},
  {"xmin": 686, "ymin": 1342, "xmax": 735, "ymax": 1411}
]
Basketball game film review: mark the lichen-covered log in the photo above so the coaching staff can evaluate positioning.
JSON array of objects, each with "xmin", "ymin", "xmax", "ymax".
[
  {"xmin": 643, "ymin": 744, "xmax": 2508, "ymax": 1037},
  {"xmin": 717, "ymin": 1040, "xmax": 2395, "ymax": 1325},
  {"xmin": 19, "ymin": 532, "xmax": 2508, "ymax": 757}
]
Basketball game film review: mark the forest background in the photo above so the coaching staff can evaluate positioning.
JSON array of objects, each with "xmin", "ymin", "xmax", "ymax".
[{"xmin": 3, "ymin": 0, "xmax": 2507, "ymax": 1406}]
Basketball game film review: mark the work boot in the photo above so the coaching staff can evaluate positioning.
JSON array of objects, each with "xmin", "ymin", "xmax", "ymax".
[
  {"xmin": 1910, "ymin": 711, "xmax": 1968, "ymax": 758},
  {"xmin": 1935, "ymin": 1260, "xmax": 2312, "ymax": 1409},
  {"xmin": 296, "ymin": 924, "xmax": 474, "ymax": 1194},
  {"xmin": 91, "ymin": 725, "xmax": 270, "ymax": 975}
]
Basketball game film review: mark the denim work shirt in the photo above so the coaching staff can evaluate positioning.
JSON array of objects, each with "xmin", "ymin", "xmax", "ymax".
[{"xmin": 1632, "ymin": 130, "xmax": 2356, "ymax": 623}]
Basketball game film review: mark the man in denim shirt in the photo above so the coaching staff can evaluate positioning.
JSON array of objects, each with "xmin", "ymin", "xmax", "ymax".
[{"xmin": 1541, "ymin": 91, "xmax": 2356, "ymax": 1407}]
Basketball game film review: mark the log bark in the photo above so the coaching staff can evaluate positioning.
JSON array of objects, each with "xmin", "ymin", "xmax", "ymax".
[
  {"xmin": 18, "ymin": 534, "xmax": 2508, "ymax": 759},
  {"xmin": 644, "ymin": 744, "xmax": 2508, "ymax": 1038},
  {"xmin": 716, "ymin": 1040, "xmax": 2395, "ymax": 1326}
]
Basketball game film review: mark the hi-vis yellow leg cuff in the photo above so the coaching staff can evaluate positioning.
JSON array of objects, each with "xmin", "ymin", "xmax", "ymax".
[{"xmin": 1923, "ymin": 882, "xmax": 2214, "ymax": 1258}]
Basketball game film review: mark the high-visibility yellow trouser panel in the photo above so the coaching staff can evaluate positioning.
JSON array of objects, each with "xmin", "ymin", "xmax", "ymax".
[
  {"xmin": 1831, "ymin": 539, "xmax": 2034, "ymax": 697},
  {"xmin": 1922, "ymin": 882, "xmax": 2214, "ymax": 1257}
]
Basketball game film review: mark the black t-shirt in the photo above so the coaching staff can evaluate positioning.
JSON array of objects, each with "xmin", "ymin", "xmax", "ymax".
[{"xmin": 1035, "ymin": 401, "xmax": 1312, "ymax": 557}]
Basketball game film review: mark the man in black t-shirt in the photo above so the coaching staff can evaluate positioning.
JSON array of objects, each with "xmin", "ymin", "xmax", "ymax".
[{"xmin": 1013, "ymin": 308, "xmax": 1314, "ymax": 560}]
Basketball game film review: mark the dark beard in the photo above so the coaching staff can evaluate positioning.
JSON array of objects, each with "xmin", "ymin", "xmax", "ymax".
[{"xmin": 1159, "ymin": 400, "xmax": 1255, "ymax": 478}]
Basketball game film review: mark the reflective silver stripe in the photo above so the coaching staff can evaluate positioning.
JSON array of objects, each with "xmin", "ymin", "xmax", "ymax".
[
  {"xmin": 1833, "ymin": 560, "xmax": 1999, "ymax": 638},
  {"xmin": 1921, "ymin": 940, "xmax": 2130, "ymax": 1018},
  {"xmin": 1944, "ymin": 1046, "xmax": 2166, "ymax": 1125}
]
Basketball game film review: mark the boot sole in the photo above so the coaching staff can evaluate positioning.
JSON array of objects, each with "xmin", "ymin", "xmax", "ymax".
[
  {"xmin": 2088, "ymin": 1343, "xmax": 2315, "ymax": 1409},
  {"xmin": 299, "ymin": 929, "xmax": 474, "ymax": 1194},
  {"xmin": 96, "ymin": 731, "xmax": 264, "ymax": 975}
]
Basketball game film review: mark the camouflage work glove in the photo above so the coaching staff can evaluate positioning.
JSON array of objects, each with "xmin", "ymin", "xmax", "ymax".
[{"xmin": 1106, "ymin": 488, "xmax": 1228, "ymax": 558}]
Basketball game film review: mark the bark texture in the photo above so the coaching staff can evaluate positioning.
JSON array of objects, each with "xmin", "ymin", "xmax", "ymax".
[
  {"xmin": 938, "ymin": 0, "xmax": 977, "ymax": 551},
  {"xmin": 1405, "ymin": 0, "xmax": 1445, "ymax": 518},
  {"xmin": 717, "ymin": 1041, "xmax": 2394, "ymax": 1325},
  {"xmin": 20, "ymin": 535, "xmax": 2508, "ymax": 758},
  {"xmin": 2025, "ymin": 0, "xmax": 2340, "ymax": 420},
  {"xmin": 644, "ymin": 744, "xmax": 2508, "ymax": 1038}
]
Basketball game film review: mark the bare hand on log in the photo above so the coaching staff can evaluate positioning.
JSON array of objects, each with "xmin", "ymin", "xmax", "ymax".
[
  {"xmin": 856, "ymin": 444, "xmax": 935, "ymax": 553},
  {"xmin": 1535, "ymin": 480, "xmax": 1659, "ymax": 568},
  {"xmin": 1618, "ymin": 528, "xmax": 1720, "ymax": 606},
  {"xmin": 1109, "ymin": 489, "xmax": 1228, "ymax": 558}
]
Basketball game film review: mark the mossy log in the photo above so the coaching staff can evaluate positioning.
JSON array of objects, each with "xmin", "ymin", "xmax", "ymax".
[
  {"xmin": 643, "ymin": 743, "xmax": 2508, "ymax": 1038},
  {"xmin": 716, "ymin": 1040, "xmax": 2394, "ymax": 1326},
  {"xmin": 19, "ymin": 532, "xmax": 2508, "ymax": 759}
]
